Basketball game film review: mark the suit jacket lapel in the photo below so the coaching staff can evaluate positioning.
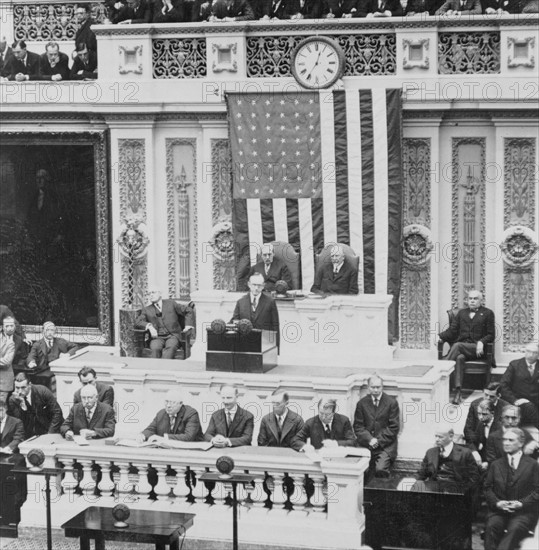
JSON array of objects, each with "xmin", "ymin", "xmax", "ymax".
[
  {"xmin": 280, "ymin": 414, "xmax": 293, "ymax": 441},
  {"xmin": 228, "ymin": 407, "xmax": 241, "ymax": 435},
  {"xmin": 269, "ymin": 415, "xmax": 280, "ymax": 442}
]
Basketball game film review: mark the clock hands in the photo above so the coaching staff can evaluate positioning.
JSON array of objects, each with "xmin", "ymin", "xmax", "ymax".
[{"xmin": 306, "ymin": 50, "xmax": 323, "ymax": 81}]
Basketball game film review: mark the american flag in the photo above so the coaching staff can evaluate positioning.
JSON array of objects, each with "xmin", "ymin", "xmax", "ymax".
[{"xmin": 227, "ymin": 89, "xmax": 403, "ymax": 304}]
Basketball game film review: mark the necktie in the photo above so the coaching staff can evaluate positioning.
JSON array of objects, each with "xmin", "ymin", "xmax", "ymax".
[
  {"xmin": 252, "ymin": 297, "xmax": 257, "ymax": 312},
  {"xmin": 510, "ymin": 456, "xmax": 515, "ymax": 472},
  {"xmin": 529, "ymin": 364, "xmax": 535, "ymax": 377},
  {"xmin": 324, "ymin": 424, "xmax": 331, "ymax": 438},
  {"xmin": 86, "ymin": 409, "xmax": 92, "ymax": 424},
  {"xmin": 227, "ymin": 411, "xmax": 233, "ymax": 435},
  {"xmin": 265, "ymin": 264, "xmax": 270, "ymax": 275},
  {"xmin": 276, "ymin": 415, "xmax": 283, "ymax": 438},
  {"xmin": 47, "ymin": 339, "xmax": 53, "ymax": 349},
  {"xmin": 373, "ymin": 398, "xmax": 379, "ymax": 408},
  {"xmin": 155, "ymin": 303, "xmax": 161, "ymax": 313},
  {"xmin": 439, "ymin": 447, "xmax": 445, "ymax": 459},
  {"xmin": 169, "ymin": 415, "xmax": 176, "ymax": 431}
]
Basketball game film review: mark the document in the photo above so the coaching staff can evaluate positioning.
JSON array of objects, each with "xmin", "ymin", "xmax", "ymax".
[{"xmin": 114, "ymin": 439, "xmax": 213, "ymax": 451}]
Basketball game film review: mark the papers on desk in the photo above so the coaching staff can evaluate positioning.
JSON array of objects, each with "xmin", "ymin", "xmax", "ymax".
[
  {"xmin": 397, "ymin": 477, "xmax": 418, "ymax": 491},
  {"xmin": 305, "ymin": 446, "xmax": 371, "ymax": 463},
  {"xmin": 114, "ymin": 439, "xmax": 213, "ymax": 451},
  {"xmin": 73, "ymin": 436, "xmax": 90, "ymax": 446}
]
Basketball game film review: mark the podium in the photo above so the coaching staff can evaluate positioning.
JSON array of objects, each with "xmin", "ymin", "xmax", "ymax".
[{"xmin": 206, "ymin": 328, "xmax": 278, "ymax": 373}]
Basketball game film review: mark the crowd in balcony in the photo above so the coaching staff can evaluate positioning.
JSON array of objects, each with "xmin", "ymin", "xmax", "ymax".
[{"xmin": 103, "ymin": 0, "xmax": 537, "ymax": 22}]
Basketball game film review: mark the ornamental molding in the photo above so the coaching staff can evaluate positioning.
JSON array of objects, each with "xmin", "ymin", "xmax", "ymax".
[
  {"xmin": 211, "ymin": 221, "xmax": 235, "ymax": 262},
  {"xmin": 212, "ymin": 42, "xmax": 238, "ymax": 73},
  {"xmin": 507, "ymin": 36, "xmax": 535, "ymax": 68},
  {"xmin": 119, "ymin": 44, "xmax": 144, "ymax": 75},
  {"xmin": 402, "ymin": 38, "xmax": 429, "ymax": 70},
  {"xmin": 116, "ymin": 217, "xmax": 149, "ymax": 260},
  {"xmin": 402, "ymin": 224, "xmax": 434, "ymax": 269},
  {"xmin": 500, "ymin": 225, "xmax": 538, "ymax": 270}
]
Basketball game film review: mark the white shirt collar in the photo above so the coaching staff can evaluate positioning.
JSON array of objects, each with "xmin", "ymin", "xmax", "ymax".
[
  {"xmin": 442, "ymin": 442, "xmax": 454, "ymax": 456},
  {"xmin": 276, "ymin": 408, "xmax": 288, "ymax": 422},
  {"xmin": 225, "ymin": 405, "xmax": 238, "ymax": 417},
  {"xmin": 85, "ymin": 404, "xmax": 97, "ymax": 417},
  {"xmin": 333, "ymin": 261, "xmax": 344, "ymax": 273},
  {"xmin": 508, "ymin": 450, "xmax": 523, "ymax": 469}
]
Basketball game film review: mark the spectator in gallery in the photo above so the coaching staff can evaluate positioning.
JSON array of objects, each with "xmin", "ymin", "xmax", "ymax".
[
  {"xmin": 322, "ymin": 0, "xmax": 360, "ymax": 17},
  {"xmin": 0, "ymin": 399, "xmax": 25, "ymax": 455},
  {"xmin": 438, "ymin": 289, "xmax": 495, "ymax": 404},
  {"xmin": 1, "ymin": 40, "xmax": 41, "ymax": 81},
  {"xmin": 404, "ymin": 0, "xmax": 442, "ymax": 14},
  {"xmin": 311, "ymin": 244, "xmax": 359, "ymax": 295},
  {"xmin": 500, "ymin": 341, "xmax": 539, "ymax": 428},
  {"xmin": 248, "ymin": 243, "xmax": 293, "ymax": 293},
  {"xmin": 27, "ymin": 321, "xmax": 79, "ymax": 394},
  {"xmin": 153, "ymin": 0, "xmax": 186, "ymax": 22},
  {"xmin": 61, "ymin": 384, "xmax": 116, "ymax": 440},
  {"xmin": 359, "ymin": 0, "xmax": 404, "ymax": 17},
  {"xmin": 435, "ymin": 0, "xmax": 481, "ymax": 14},
  {"xmin": 464, "ymin": 382, "xmax": 509, "ymax": 445},
  {"xmin": 204, "ymin": 385, "xmax": 254, "ymax": 447},
  {"xmin": 484, "ymin": 427, "xmax": 539, "ymax": 550},
  {"xmin": 292, "ymin": 396, "xmax": 357, "ymax": 451},
  {"xmin": 257, "ymin": 390, "xmax": 305, "ymax": 447},
  {"xmin": 0, "ymin": 316, "xmax": 16, "ymax": 401},
  {"xmin": 0, "ymin": 36, "xmax": 13, "ymax": 74},
  {"xmin": 204, "ymin": 0, "xmax": 256, "ymax": 20},
  {"xmin": 70, "ymin": 43, "xmax": 98, "ymax": 80},
  {"xmin": 135, "ymin": 287, "xmax": 195, "ymax": 359},
  {"xmin": 136, "ymin": 389, "xmax": 204, "ymax": 444},
  {"xmin": 353, "ymin": 375, "xmax": 400, "ymax": 478},
  {"xmin": 114, "ymin": 0, "xmax": 153, "ymax": 23},
  {"xmin": 74, "ymin": 4, "xmax": 97, "ymax": 55},
  {"xmin": 415, "ymin": 427, "xmax": 480, "ymax": 490},
  {"xmin": 258, "ymin": 0, "xmax": 302, "ymax": 18},
  {"xmin": 8, "ymin": 373, "xmax": 64, "ymax": 437},
  {"xmin": 482, "ymin": 0, "xmax": 522, "ymax": 12},
  {"xmin": 1, "ymin": 313, "xmax": 27, "ymax": 368},
  {"xmin": 466, "ymin": 399, "xmax": 496, "ymax": 471},
  {"xmin": 38, "ymin": 41, "xmax": 70, "ymax": 81},
  {"xmin": 0, "ymin": 305, "xmax": 25, "ymax": 339},
  {"xmin": 522, "ymin": 0, "xmax": 538, "ymax": 12},
  {"xmin": 73, "ymin": 367, "xmax": 114, "ymax": 407},
  {"xmin": 292, "ymin": 0, "xmax": 324, "ymax": 17}
]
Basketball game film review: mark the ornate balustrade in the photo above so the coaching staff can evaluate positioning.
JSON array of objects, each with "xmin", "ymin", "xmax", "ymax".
[{"xmin": 19, "ymin": 435, "xmax": 369, "ymax": 549}]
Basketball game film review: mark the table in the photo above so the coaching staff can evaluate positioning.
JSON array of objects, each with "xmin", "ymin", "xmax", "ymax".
[
  {"xmin": 62, "ymin": 507, "xmax": 195, "ymax": 550},
  {"xmin": 1, "ymin": 455, "xmax": 27, "ymax": 538}
]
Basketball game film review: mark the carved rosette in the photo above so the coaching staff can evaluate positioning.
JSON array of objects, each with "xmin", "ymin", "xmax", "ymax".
[
  {"xmin": 402, "ymin": 224, "xmax": 433, "ymax": 270},
  {"xmin": 500, "ymin": 226, "xmax": 538, "ymax": 271},
  {"xmin": 211, "ymin": 221, "xmax": 235, "ymax": 261},
  {"xmin": 117, "ymin": 218, "xmax": 149, "ymax": 260}
]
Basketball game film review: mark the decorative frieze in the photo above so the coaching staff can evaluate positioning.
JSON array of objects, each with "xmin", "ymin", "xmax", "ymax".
[
  {"xmin": 152, "ymin": 38, "xmax": 207, "ymax": 79},
  {"xmin": 438, "ymin": 32, "xmax": 500, "ymax": 74}
]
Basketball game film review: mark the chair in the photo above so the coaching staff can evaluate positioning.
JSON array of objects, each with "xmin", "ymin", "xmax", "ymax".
[
  {"xmin": 438, "ymin": 308, "xmax": 494, "ymax": 390},
  {"xmin": 255, "ymin": 241, "xmax": 301, "ymax": 290},
  {"xmin": 133, "ymin": 300, "xmax": 195, "ymax": 360}
]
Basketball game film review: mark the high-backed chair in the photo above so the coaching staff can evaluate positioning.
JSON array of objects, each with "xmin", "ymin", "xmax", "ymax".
[
  {"xmin": 438, "ymin": 307, "xmax": 494, "ymax": 390},
  {"xmin": 315, "ymin": 243, "xmax": 360, "ymax": 272},
  {"xmin": 133, "ymin": 300, "xmax": 195, "ymax": 360},
  {"xmin": 255, "ymin": 241, "xmax": 301, "ymax": 290}
]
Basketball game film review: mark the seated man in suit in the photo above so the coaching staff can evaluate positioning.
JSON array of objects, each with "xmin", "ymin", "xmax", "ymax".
[
  {"xmin": 353, "ymin": 375, "xmax": 400, "ymax": 478},
  {"xmin": 359, "ymin": 0, "xmax": 404, "ymax": 17},
  {"xmin": 114, "ymin": 0, "xmax": 153, "ymax": 23},
  {"xmin": 38, "ymin": 41, "xmax": 70, "ymax": 81},
  {"xmin": 231, "ymin": 272, "xmax": 280, "ymax": 336},
  {"xmin": 204, "ymin": 385, "xmax": 254, "ymax": 447},
  {"xmin": 466, "ymin": 399, "xmax": 496, "ymax": 472},
  {"xmin": 292, "ymin": 396, "xmax": 356, "ymax": 451},
  {"xmin": 61, "ymin": 384, "xmax": 116, "ymax": 440},
  {"xmin": 70, "ymin": 43, "xmax": 97, "ymax": 80},
  {"xmin": 135, "ymin": 389, "xmax": 203, "ymax": 444},
  {"xmin": 8, "ymin": 373, "xmax": 63, "ymax": 437},
  {"xmin": 248, "ymin": 243, "xmax": 293, "ymax": 293},
  {"xmin": 1, "ymin": 40, "xmax": 40, "ymax": 81},
  {"xmin": 438, "ymin": 289, "xmax": 495, "ymax": 404},
  {"xmin": 464, "ymin": 382, "xmax": 509, "ymax": 447},
  {"xmin": 484, "ymin": 427, "xmax": 539, "ymax": 550},
  {"xmin": 311, "ymin": 244, "xmax": 359, "ymax": 295},
  {"xmin": 207, "ymin": 0, "xmax": 256, "ymax": 20},
  {"xmin": 415, "ymin": 426, "xmax": 480, "ymax": 491},
  {"xmin": 435, "ymin": 0, "xmax": 481, "ymax": 13},
  {"xmin": 136, "ymin": 288, "xmax": 195, "ymax": 359},
  {"xmin": 73, "ymin": 367, "xmax": 114, "ymax": 407},
  {"xmin": 0, "ymin": 399, "xmax": 25, "ymax": 455},
  {"xmin": 500, "ymin": 341, "xmax": 539, "ymax": 428},
  {"xmin": 258, "ymin": 390, "xmax": 304, "ymax": 448}
]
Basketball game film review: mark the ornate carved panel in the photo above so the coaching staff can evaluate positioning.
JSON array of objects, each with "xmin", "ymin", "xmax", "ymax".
[
  {"xmin": 246, "ymin": 34, "xmax": 396, "ymax": 78},
  {"xmin": 118, "ymin": 139, "xmax": 148, "ymax": 309},
  {"xmin": 438, "ymin": 32, "xmax": 500, "ymax": 74},
  {"xmin": 504, "ymin": 138, "xmax": 536, "ymax": 228},
  {"xmin": 502, "ymin": 138, "xmax": 537, "ymax": 350},
  {"xmin": 165, "ymin": 139, "xmax": 197, "ymax": 299},
  {"xmin": 211, "ymin": 139, "xmax": 236, "ymax": 291},
  {"xmin": 403, "ymin": 38, "xmax": 429, "ymax": 70},
  {"xmin": 451, "ymin": 138, "xmax": 486, "ymax": 308},
  {"xmin": 152, "ymin": 38, "xmax": 207, "ymax": 79},
  {"xmin": 400, "ymin": 138, "xmax": 432, "ymax": 349},
  {"xmin": 507, "ymin": 36, "xmax": 535, "ymax": 69},
  {"xmin": 13, "ymin": 3, "xmax": 107, "ymax": 41}
]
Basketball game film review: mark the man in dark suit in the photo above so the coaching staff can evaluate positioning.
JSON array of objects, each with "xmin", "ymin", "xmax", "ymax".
[
  {"xmin": 258, "ymin": 390, "xmax": 304, "ymax": 448},
  {"xmin": 484, "ymin": 427, "xmax": 539, "ymax": 550},
  {"xmin": 73, "ymin": 367, "xmax": 114, "ymax": 407},
  {"xmin": 231, "ymin": 272, "xmax": 280, "ymax": 340},
  {"xmin": 38, "ymin": 41, "xmax": 70, "ymax": 81},
  {"xmin": 311, "ymin": 245, "xmax": 359, "ymax": 295},
  {"xmin": 207, "ymin": 0, "xmax": 256, "ymax": 20},
  {"xmin": 292, "ymin": 397, "xmax": 356, "ymax": 451},
  {"xmin": 74, "ymin": 5, "xmax": 97, "ymax": 54},
  {"xmin": 500, "ymin": 342, "xmax": 539, "ymax": 427},
  {"xmin": 435, "ymin": 0, "xmax": 481, "ymax": 13},
  {"xmin": 0, "ymin": 399, "xmax": 25, "ymax": 454},
  {"xmin": 61, "ymin": 384, "xmax": 116, "ymax": 440},
  {"xmin": 415, "ymin": 427, "xmax": 480, "ymax": 490},
  {"xmin": 136, "ymin": 389, "xmax": 203, "ymax": 444},
  {"xmin": 322, "ymin": 0, "xmax": 360, "ymax": 17},
  {"xmin": 27, "ymin": 321, "xmax": 78, "ymax": 394},
  {"xmin": 1, "ymin": 40, "xmax": 40, "ymax": 81},
  {"xmin": 114, "ymin": 0, "xmax": 153, "ymax": 22},
  {"xmin": 248, "ymin": 243, "xmax": 293, "ymax": 292},
  {"xmin": 136, "ymin": 288, "xmax": 195, "ymax": 359},
  {"xmin": 404, "ymin": 0, "xmax": 442, "ymax": 14},
  {"xmin": 0, "ymin": 37, "xmax": 13, "ymax": 74},
  {"xmin": 258, "ymin": 0, "xmax": 301, "ymax": 18},
  {"xmin": 153, "ymin": 0, "xmax": 186, "ymax": 21},
  {"xmin": 354, "ymin": 375, "xmax": 400, "ymax": 478},
  {"xmin": 204, "ymin": 385, "xmax": 254, "ymax": 447},
  {"xmin": 464, "ymin": 382, "xmax": 509, "ymax": 447},
  {"xmin": 8, "ymin": 373, "xmax": 63, "ymax": 437},
  {"xmin": 358, "ymin": 0, "xmax": 404, "ymax": 17},
  {"xmin": 439, "ymin": 289, "xmax": 496, "ymax": 404},
  {"xmin": 483, "ymin": 0, "xmax": 521, "ymax": 12},
  {"xmin": 466, "ymin": 399, "xmax": 496, "ymax": 471},
  {"xmin": 295, "ymin": 0, "xmax": 324, "ymax": 17},
  {"xmin": 70, "ymin": 43, "xmax": 97, "ymax": 80}
]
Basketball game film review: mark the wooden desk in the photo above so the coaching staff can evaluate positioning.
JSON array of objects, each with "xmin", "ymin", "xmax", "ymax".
[
  {"xmin": 364, "ymin": 477, "xmax": 473, "ymax": 550},
  {"xmin": 0, "ymin": 455, "xmax": 27, "ymax": 538},
  {"xmin": 62, "ymin": 507, "xmax": 195, "ymax": 550}
]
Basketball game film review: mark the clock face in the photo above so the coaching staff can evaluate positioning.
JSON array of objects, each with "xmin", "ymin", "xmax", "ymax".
[{"xmin": 291, "ymin": 37, "xmax": 345, "ymax": 90}]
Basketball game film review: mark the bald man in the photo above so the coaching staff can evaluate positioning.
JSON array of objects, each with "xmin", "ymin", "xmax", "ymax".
[
  {"xmin": 136, "ymin": 389, "xmax": 203, "ymax": 444},
  {"xmin": 311, "ymin": 245, "xmax": 359, "ymax": 295}
]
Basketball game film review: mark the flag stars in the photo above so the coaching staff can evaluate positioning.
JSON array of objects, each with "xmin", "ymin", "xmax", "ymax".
[
  {"xmin": 237, "ymin": 125, "xmax": 242, "ymax": 131},
  {"xmin": 309, "ymin": 125, "xmax": 314, "ymax": 130},
  {"xmin": 295, "ymin": 138, "xmax": 300, "ymax": 143},
  {"xmin": 295, "ymin": 125, "xmax": 300, "ymax": 131},
  {"xmin": 281, "ymin": 138, "xmax": 286, "ymax": 143},
  {"xmin": 237, "ymin": 99, "xmax": 242, "ymax": 105},
  {"xmin": 295, "ymin": 151, "xmax": 301, "ymax": 156},
  {"xmin": 254, "ymin": 189, "xmax": 259, "ymax": 194},
  {"xmin": 251, "ymin": 99, "xmax": 257, "ymax": 105},
  {"xmin": 280, "ymin": 113, "xmax": 285, "ymax": 118},
  {"xmin": 236, "ymin": 113, "xmax": 242, "ymax": 118},
  {"xmin": 251, "ymin": 138, "xmax": 257, "ymax": 144},
  {"xmin": 309, "ymin": 99, "xmax": 314, "ymax": 104},
  {"xmin": 280, "ymin": 125, "xmax": 285, "ymax": 131},
  {"xmin": 265, "ymin": 126, "xmax": 271, "ymax": 131},
  {"xmin": 280, "ymin": 100, "xmax": 285, "ymax": 105},
  {"xmin": 265, "ymin": 99, "xmax": 271, "ymax": 105},
  {"xmin": 308, "ymin": 112, "xmax": 314, "ymax": 117},
  {"xmin": 251, "ymin": 113, "xmax": 256, "ymax": 118},
  {"xmin": 266, "ymin": 138, "xmax": 271, "ymax": 144},
  {"xmin": 266, "ymin": 113, "xmax": 271, "ymax": 118},
  {"xmin": 251, "ymin": 125, "xmax": 256, "ymax": 131},
  {"xmin": 294, "ymin": 113, "xmax": 300, "ymax": 118},
  {"xmin": 267, "ymin": 151, "xmax": 272, "ymax": 156}
]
